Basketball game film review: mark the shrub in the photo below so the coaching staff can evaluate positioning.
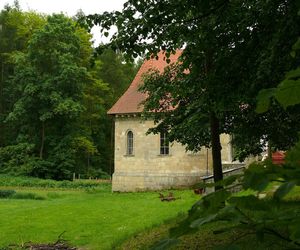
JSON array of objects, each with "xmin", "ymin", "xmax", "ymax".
[
  {"xmin": 0, "ymin": 174, "xmax": 111, "ymax": 190},
  {"xmin": 0, "ymin": 143, "xmax": 36, "ymax": 175},
  {"xmin": 0, "ymin": 190, "xmax": 16, "ymax": 198},
  {"xmin": 11, "ymin": 192, "xmax": 46, "ymax": 200}
]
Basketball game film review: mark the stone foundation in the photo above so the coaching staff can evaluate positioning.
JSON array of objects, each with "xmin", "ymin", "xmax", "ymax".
[{"xmin": 112, "ymin": 172, "xmax": 203, "ymax": 192}]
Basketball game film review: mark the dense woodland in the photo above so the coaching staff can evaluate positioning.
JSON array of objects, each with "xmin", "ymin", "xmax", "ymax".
[{"xmin": 0, "ymin": 3, "xmax": 139, "ymax": 180}]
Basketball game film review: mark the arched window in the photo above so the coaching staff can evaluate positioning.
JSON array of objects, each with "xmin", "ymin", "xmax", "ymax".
[
  {"xmin": 126, "ymin": 131, "xmax": 134, "ymax": 155},
  {"xmin": 160, "ymin": 132, "xmax": 169, "ymax": 155}
]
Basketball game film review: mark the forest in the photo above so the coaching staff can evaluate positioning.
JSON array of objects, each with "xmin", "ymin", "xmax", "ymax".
[{"xmin": 0, "ymin": 2, "xmax": 139, "ymax": 180}]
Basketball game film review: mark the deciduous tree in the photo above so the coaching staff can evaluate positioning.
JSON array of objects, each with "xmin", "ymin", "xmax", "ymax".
[
  {"xmin": 85, "ymin": 0, "xmax": 300, "ymax": 185},
  {"xmin": 5, "ymin": 14, "xmax": 91, "ymax": 179}
]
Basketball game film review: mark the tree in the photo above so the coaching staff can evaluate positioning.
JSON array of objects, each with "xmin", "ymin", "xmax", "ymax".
[
  {"xmin": 85, "ymin": 0, "xmax": 300, "ymax": 185},
  {"xmin": 77, "ymin": 59, "xmax": 110, "ymax": 176},
  {"xmin": 0, "ymin": 5, "xmax": 139, "ymax": 179},
  {"xmin": 162, "ymin": 38, "xmax": 300, "ymax": 249},
  {"xmin": 87, "ymin": 49, "xmax": 139, "ymax": 175},
  {"xmin": 0, "ymin": 3, "xmax": 45, "ymax": 147},
  {"xmin": 97, "ymin": 49, "xmax": 138, "ymax": 101},
  {"xmin": 256, "ymin": 38, "xmax": 300, "ymax": 113},
  {"xmin": 4, "ymin": 14, "xmax": 92, "ymax": 179}
]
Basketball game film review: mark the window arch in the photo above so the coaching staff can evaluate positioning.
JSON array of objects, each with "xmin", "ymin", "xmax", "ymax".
[{"xmin": 126, "ymin": 130, "xmax": 134, "ymax": 155}]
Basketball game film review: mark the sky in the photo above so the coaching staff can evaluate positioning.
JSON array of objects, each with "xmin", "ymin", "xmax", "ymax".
[{"xmin": 0, "ymin": 0, "xmax": 126, "ymax": 45}]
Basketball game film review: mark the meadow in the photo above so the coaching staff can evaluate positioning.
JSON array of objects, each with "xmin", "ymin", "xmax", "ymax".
[{"xmin": 0, "ymin": 175, "xmax": 199, "ymax": 250}]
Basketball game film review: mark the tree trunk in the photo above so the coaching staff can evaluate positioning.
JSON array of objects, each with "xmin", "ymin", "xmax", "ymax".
[
  {"xmin": 210, "ymin": 112, "xmax": 223, "ymax": 190},
  {"xmin": 205, "ymin": 51, "xmax": 223, "ymax": 190},
  {"xmin": 39, "ymin": 121, "xmax": 45, "ymax": 159}
]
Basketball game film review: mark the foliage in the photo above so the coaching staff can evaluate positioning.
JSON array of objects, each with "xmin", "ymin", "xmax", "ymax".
[
  {"xmin": 85, "ymin": 0, "xmax": 300, "ymax": 186},
  {"xmin": 152, "ymin": 18, "xmax": 300, "ymax": 250},
  {"xmin": 96, "ymin": 49, "xmax": 139, "ymax": 101},
  {"xmin": 256, "ymin": 38, "xmax": 300, "ymax": 113},
  {"xmin": 10, "ymin": 192, "xmax": 46, "ymax": 200},
  {"xmin": 0, "ymin": 4, "xmax": 138, "ymax": 180},
  {"xmin": 156, "ymin": 158, "xmax": 300, "ymax": 249},
  {"xmin": 0, "ymin": 3, "xmax": 46, "ymax": 147},
  {"xmin": 0, "ymin": 189, "xmax": 16, "ymax": 198},
  {"xmin": 84, "ymin": 49, "xmax": 139, "ymax": 174},
  {"xmin": 0, "ymin": 143, "xmax": 35, "ymax": 174},
  {"xmin": 3, "ymin": 14, "xmax": 89, "ymax": 179},
  {"xmin": 0, "ymin": 174, "xmax": 110, "ymax": 189}
]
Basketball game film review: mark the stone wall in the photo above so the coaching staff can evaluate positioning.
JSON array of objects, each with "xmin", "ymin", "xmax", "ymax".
[{"xmin": 112, "ymin": 115, "xmax": 232, "ymax": 192}]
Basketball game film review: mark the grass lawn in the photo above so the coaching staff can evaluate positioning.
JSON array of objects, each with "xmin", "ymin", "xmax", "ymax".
[{"xmin": 0, "ymin": 185, "xmax": 199, "ymax": 250}]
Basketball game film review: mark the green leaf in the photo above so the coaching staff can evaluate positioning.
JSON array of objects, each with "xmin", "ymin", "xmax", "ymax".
[
  {"xmin": 256, "ymin": 227, "xmax": 265, "ymax": 242},
  {"xmin": 201, "ymin": 189, "xmax": 231, "ymax": 212},
  {"xmin": 292, "ymin": 38, "xmax": 300, "ymax": 51},
  {"xmin": 228, "ymin": 195, "xmax": 269, "ymax": 211},
  {"xmin": 275, "ymin": 79, "xmax": 300, "ymax": 108},
  {"xmin": 256, "ymin": 88, "xmax": 276, "ymax": 113},
  {"xmin": 290, "ymin": 221, "xmax": 300, "ymax": 242},
  {"xmin": 190, "ymin": 213, "xmax": 218, "ymax": 228},
  {"xmin": 290, "ymin": 51, "xmax": 296, "ymax": 58},
  {"xmin": 285, "ymin": 139, "xmax": 300, "ymax": 166},
  {"xmin": 285, "ymin": 68, "xmax": 300, "ymax": 79},
  {"xmin": 215, "ymin": 205, "xmax": 245, "ymax": 223},
  {"xmin": 216, "ymin": 174, "xmax": 243, "ymax": 188},
  {"xmin": 273, "ymin": 181, "xmax": 296, "ymax": 200},
  {"xmin": 243, "ymin": 165, "xmax": 269, "ymax": 191}
]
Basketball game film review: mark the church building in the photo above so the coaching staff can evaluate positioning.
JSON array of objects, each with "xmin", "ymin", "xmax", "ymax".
[{"xmin": 108, "ymin": 51, "xmax": 233, "ymax": 192}]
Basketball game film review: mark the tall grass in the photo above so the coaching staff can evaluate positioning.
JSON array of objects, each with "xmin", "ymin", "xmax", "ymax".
[{"xmin": 0, "ymin": 174, "xmax": 111, "ymax": 190}]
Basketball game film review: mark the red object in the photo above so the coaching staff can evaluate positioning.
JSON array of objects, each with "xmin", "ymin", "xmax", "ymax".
[{"xmin": 272, "ymin": 151, "xmax": 285, "ymax": 165}]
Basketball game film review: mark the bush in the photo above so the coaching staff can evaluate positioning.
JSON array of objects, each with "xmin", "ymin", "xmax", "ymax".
[
  {"xmin": 0, "ymin": 190, "xmax": 16, "ymax": 198},
  {"xmin": 0, "ymin": 189, "xmax": 46, "ymax": 200},
  {"xmin": 11, "ymin": 192, "xmax": 46, "ymax": 200},
  {"xmin": 84, "ymin": 168, "xmax": 111, "ymax": 179},
  {"xmin": 0, "ymin": 174, "xmax": 111, "ymax": 190},
  {"xmin": 0, "ymin": 143, "xmax": 36, "ymax": 175}
]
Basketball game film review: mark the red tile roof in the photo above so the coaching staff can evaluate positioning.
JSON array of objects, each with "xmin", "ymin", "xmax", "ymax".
[{"xmin": 107, "ymin": 50, "xmax": 182, "ymax": 115}]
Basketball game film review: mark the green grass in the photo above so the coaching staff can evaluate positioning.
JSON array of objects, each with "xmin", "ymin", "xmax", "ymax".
[
  {"xmin": 4, "ymin": 175, "xmax": 297, "ymax": 250},
  {"xmin": 0, "ymin": 183, "xmax": 198, "ymax": 250}
]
